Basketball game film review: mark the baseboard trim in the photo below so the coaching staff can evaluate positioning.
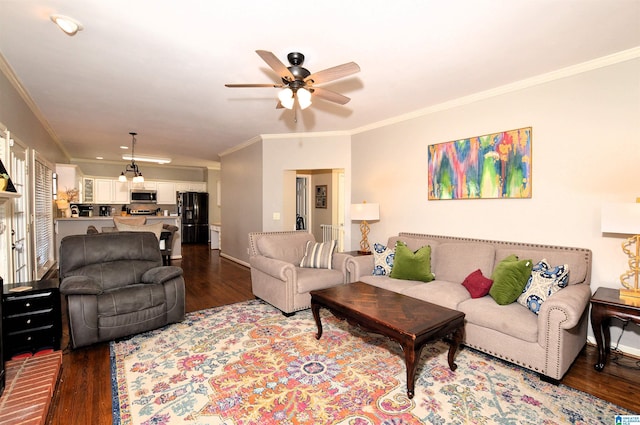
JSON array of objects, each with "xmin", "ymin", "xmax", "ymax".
[
  {"xmin": 587, "ymin": 336, "xmax": 640, "ymax": 359},
  {"xmin": 220, "ymin": 252, "xmax": 249, "ymax": 268}
]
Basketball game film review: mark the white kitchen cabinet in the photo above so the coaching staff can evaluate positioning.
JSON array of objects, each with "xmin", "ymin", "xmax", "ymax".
[
  {"xmin": 157, "ymin": 182, "xmax": 176, "ymax": 204},
  {"xmin": 83, "ymin": 178, "xmax": 94, "ymax": 203},
  {"xmin": 131, "ymin": 181, "xmax": 157, "ymax": 191},
  {"xmin": 175, "ymin": 182, "xmax": 207, "ymax": 192},
  {"xmin": 113, "ymin": 180, "xmax": 129, "ymax": 203},
  {"xmin": 94, "ymin": 179, "xmax": 114, "ymax": 203}
]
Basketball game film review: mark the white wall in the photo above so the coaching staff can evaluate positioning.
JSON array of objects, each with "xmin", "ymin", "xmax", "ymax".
[
  {"xmin": 261, "ymin": 134, "xmax": 352, "ymax": 246},
  {"xmin": 220, "ymin": 139, "xmax": 263, "ymax": 264},
  {"xmin": 352, "ymin": 57, "xmax": 640, "ymax": 353}
]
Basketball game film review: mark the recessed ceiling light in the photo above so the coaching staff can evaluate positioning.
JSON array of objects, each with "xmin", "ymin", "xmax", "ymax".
[
  {"xmin": 50, "ymin": 14, "xmax": 84, "ymax": 36},
  {"xmin": 120, "ymin": 146, "xmax": 129, "ymax": 149},
  {"xmin": 96, "ymin": 156, "xmax": 103, "ymax": 160}
]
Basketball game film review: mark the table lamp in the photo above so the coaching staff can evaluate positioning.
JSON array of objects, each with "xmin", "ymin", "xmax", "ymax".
[
  {"xmin": 351, "ymin": 202, "xmax": 379, "ymax": 254},
  {"xmin": 601, "ymin": 202, "xmax": 640, "ymax": 299}
]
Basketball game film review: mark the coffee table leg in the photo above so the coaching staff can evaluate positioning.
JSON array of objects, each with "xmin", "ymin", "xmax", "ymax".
[
  {"xmin": 311, "ymin": 301, "xmax": 323, "ymax": 340},
  {"xmin": 402, "ymin": 341, "xmax": 424, "ymax": 399},
  {"xmin": 447, "ymin": 326, "xmax": 463, "ymax": 371}
]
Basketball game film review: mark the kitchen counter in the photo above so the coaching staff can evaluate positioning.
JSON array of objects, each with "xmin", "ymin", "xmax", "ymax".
[{"xmin": 55, "ymin": 216, "xmax": 182, "ymax": 261}]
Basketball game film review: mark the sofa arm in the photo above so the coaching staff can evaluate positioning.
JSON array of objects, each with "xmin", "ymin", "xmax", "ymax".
[
  {"xmin": 332, "ymin": 253, "xmax": 350, "ymax": 282},
  {"xmin": 250, "ymin": 255, "xmax": 296, "ymax": 282},
  {"xmin": 60, "ymin": 275, "xmax": 103, "ymax": 295},
  {"xmin": 142, "ymin": 266, "xmax": 184, "ymax": 284},
  {"xmin": 345, "ymin": 255, "xmax": 375, "ymax": 282},
  {"xmin": 537, "ymin": 283, "xmax": 591, "ymax": 346}
]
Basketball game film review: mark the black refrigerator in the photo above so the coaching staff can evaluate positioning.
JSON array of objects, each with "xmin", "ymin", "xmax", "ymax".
[{"xmin": 177, "ymin": 191, "xmax": 209, "ymax": 244}]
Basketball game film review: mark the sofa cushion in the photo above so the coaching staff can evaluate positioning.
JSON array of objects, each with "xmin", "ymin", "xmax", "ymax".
[
  {"xmin": 388, "ymin": 236, "xmax": 440, "ymax": 252},
  {"xmin": 494, "ymin": 247, "xmax": 586, "ymax": 285},
  {"xmin": 389, "ymin": 242, "xmax": 435, "ymax": 282},
  {"xmin": 300, "ymin": 240, "xmax": 337, "ymax": 269},
  {"xmin": 359, "ymin": 275, "xmax": 423, "ymax": 293},
  {"xmin": 489, "ymin": 255, "xmax": 533, "ymax": 305},
  {"xmin": 461, "ymin": 269, "xmax": 493, "ymax": 298},
  {"xmin": 432, "ymin": 242, "xmax": 495, "ymax": 282},
  {"xmin": 458, "ymin": 296, "xmax": 539, "ymax": 343},
  {"xmin": 517, "ymin": 259, "xmax": 569, "ymax": 314},
  {"xmin": 295, "ymin": 267, "xmax": 344, "ymax": 293},
  {"xmin": 257, "ymin": 232, "xmax": 314, "ymax": 263},
  {"xmin": 401, "ymin": 280, "xmax": 471, "ymax": 310},
  {"xmin": 372, "ymin": 242, "xmax": 395, "ymax": 275}
]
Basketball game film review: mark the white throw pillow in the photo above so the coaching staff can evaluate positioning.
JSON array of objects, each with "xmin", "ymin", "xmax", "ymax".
[
  {"xmin": 517, "ymin": 259, "xmax": 569, "ymax": 314},
  {"xmin": 300, "ymin": 240, "xmax": 337, "ymax": 269},
  {"xmin": 372, "ymin": 243, "xmax": 395, "ymax": 276}
]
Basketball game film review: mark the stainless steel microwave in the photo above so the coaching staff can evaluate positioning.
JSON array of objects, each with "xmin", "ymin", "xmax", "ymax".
[{"xmin": 130, "ymin": 189, "xmax": 157, "ymax": 203}]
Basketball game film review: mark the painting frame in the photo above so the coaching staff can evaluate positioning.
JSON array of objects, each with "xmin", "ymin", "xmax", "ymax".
[
  {"xmin": 428, "ymin": 127, "xmax": 532, "ymax": 200},
  {"xmin": 315, "ymin": 185, "xmax": 327, "ymax": 209}
]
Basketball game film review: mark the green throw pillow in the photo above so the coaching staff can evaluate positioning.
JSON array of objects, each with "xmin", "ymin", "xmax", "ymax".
[
  {"xmin": 489, "ymin": 254, "xmax": 533, "ymax": 305},
  {"xmin": 389, "ymin": 241, "xmax": 435, "ymax": 282}
]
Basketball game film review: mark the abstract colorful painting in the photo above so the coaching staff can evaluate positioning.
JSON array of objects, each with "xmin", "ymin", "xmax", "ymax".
[{"xmin": 428, "ymin": 127, "xmax": 532, "ymax": 200}]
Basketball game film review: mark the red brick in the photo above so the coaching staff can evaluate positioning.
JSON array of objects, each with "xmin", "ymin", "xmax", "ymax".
[{"xmin": 0, "ymin": 351, "xmax": 62, "ymax": 425}]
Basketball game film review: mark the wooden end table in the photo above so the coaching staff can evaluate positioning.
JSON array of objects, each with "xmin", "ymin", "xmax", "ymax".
[
  {"xmin": 310, "ymin": 281, "xmax": 465, "ymax": 399},
  {"xmin": 590, "ymin": 287, "xmax": 640, "ymax": 371}
]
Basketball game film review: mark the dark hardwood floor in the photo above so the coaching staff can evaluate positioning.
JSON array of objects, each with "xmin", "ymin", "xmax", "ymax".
[{"xmin": 48, "ymin": 245, "xmax": 639, "ymax": 424}]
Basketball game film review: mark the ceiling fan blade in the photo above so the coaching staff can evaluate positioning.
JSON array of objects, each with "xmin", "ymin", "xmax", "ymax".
[
  {"xmin": 256, "ymin": 50, "xmax": 294, "ymax": 82},
  {"xmin": 225, "ymin": 83, "xmax": 283, "ymax": 88},
  {"xmin": 276, "ymin": 101, "xmax": 284, "ymax": 109},
  {"xmin": 304, "ymin": 62, "xmax": 360, "ymax": 85},
  {"xmin": 311, "ymin": 87, "xmax": 351, "ymax": 105}
]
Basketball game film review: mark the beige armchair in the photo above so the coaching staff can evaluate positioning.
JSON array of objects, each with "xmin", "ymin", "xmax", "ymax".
[{"xmin": 248, "ymin": 231, "xmax": 349, "ymax": 316}]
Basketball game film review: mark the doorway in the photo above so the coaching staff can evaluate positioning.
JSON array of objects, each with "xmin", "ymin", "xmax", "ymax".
[
  {"xmin": 295, "ymin": 175, "xmax": 310, "ymax": 231},
  {"xmin": 295, "ymin": 169, "xmax": 344, "ymax": 249}
]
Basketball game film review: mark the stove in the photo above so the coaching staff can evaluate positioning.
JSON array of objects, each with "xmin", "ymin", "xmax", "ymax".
[{"xmin": 129, "ymin": 205, "xmax": 159, "ymax": 215}]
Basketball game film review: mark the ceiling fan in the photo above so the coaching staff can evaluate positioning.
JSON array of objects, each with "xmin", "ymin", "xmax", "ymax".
[{"xmin": 225, "ymin": 50, "xmax": 360, "ymax": 110}]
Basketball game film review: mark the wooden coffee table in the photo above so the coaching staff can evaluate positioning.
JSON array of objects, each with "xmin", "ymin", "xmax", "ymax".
[{"xmin": 310, "ymin": 281, "xmax": 465, "ymax": 399}]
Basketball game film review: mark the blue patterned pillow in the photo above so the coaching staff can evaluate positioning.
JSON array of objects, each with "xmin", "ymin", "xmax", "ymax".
[
  {"xmin": 517, "ymin": 259, "xmax": 569, "ymax": 314},
  {"xmin": 372, "ymin": 243, "xmax": 394, "ymax": 276}
]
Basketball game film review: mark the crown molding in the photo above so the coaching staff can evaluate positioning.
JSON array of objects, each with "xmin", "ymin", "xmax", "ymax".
[
  {"xmin": 218, "ymin": 135, "xmax": 262, "ymax": 157},
  {"xmin": 350, "ymin": 47, "xmax": 640, "ymax": 135},
  {"xmin": 0, "ymin": 53, "xmax": 72, "ymax": 160},
  {"xmin": 261, "ymin": 130, "xmax": 351, "ymax": 140}
]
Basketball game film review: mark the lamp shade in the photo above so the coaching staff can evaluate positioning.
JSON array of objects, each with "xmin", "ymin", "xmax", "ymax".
[
  {"xmin": 297, "ymin": 88, "xmax": 312, "ymax": 110},
  {"xmin": 601, "ymin": 203, "xmax": 640, "ymax": 234},
  {"xmin": 351, "ymin": 203, "xmax": 380, "ymax": 221},
  {"xmin": 278, "ymin": 88, "xmax": 294, "ymax": 109}
]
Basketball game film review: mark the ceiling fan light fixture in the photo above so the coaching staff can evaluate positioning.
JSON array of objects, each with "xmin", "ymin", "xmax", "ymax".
[
  {"xmin": 278, "ymin": 88, "xmax": 294, "ymax": 109},
  {"xmin": 50, "ymin": 14, "xmax": 83, "ymax": 36},
  {"xmin": 297, "ymin": 88, "xmax": 312, "ymax": 110}
]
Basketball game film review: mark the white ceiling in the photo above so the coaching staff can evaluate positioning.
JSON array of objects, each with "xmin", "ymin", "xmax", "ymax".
[{"xmin": 1, "ymin": 0, "xmax": 639, "ymax": 168}]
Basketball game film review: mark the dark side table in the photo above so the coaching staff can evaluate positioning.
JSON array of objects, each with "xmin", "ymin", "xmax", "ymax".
[
  {"xmin": 590, "ymin": 287, "xmax": 640, "ymax": 371},
  {"xmin": 2, "ymin": 279, "xmax": 62, "ymax": 360}
]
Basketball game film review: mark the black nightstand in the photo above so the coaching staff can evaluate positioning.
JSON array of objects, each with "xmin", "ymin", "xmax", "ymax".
[{"xmin": 2, "ymin": 279, "xmax": 61, "ymax": 360}]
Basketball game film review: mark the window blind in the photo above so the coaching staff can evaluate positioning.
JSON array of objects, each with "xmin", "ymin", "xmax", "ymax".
[{"xmin": 34, "ymin": 157, "xmax": 54, "ymax": 278}]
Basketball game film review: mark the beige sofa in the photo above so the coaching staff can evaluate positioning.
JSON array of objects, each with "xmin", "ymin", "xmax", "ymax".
[
  {"xmin": 249, "ymin": 231, "xmax": 350, "ymax": 315},
  {"xmin": 346, "ymin": 233, "xmax": 592, "ymax": 382}
]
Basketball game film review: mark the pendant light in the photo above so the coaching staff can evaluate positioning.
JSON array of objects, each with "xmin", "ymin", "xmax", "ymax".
[{"xmin": 118, "ymin": 132, "xmax": 144, "ymax": 183}]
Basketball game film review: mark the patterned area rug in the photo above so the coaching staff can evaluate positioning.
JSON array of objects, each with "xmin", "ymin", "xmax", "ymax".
[{"xmin": 111, "ymin": 299, "xmax": 632, "ymax": 424}]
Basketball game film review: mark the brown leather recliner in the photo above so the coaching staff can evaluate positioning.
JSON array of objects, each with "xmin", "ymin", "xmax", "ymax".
[{"xmin": 59, "ymin": 231, "xmax": 185, "ymax": 348}]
